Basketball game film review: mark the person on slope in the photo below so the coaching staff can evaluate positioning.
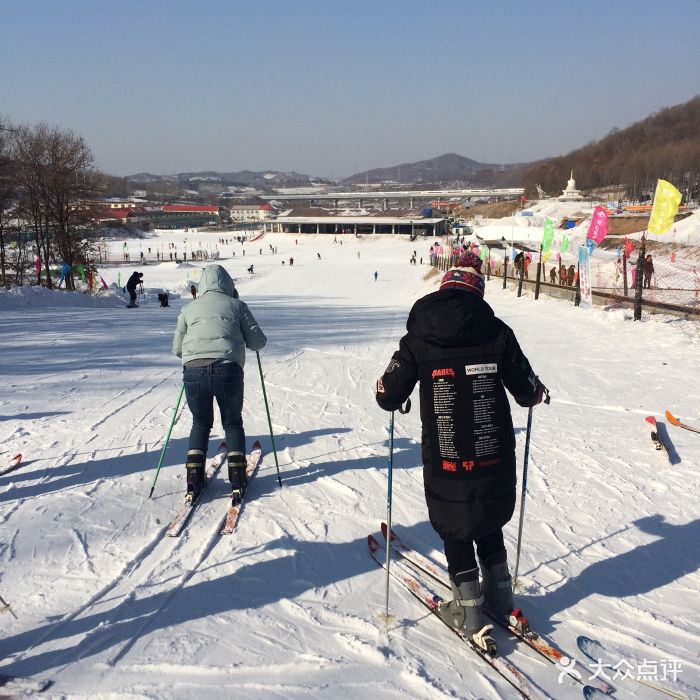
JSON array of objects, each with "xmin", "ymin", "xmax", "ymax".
[
  {"xmin": 173, "ymin": 264, "xmax": 266, "ymax": 503},
  {"xmin": 126, "ymin": 271, "xmax": 143, "ymax": 308},
  {"xmin": 374, "ymin": 251, "xmax": 547, "ymax": 655}
]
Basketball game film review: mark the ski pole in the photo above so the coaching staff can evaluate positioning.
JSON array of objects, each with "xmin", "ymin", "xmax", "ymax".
[
  {"xmin": 512, "ymin": 406, "xmax": 533, "ymax": 589},
  {"xmin": 513, "ymin": 389, "xmax": 550, "ymax": 588},
  {"xmin": 256, "ymin": 351, "xmax": 282, "ymax": 487},
  {"xmin": 383, "ymin": 410, "xmax": 396, "ymax": 621},
  {"xmin": 383, "ymin": 398, "xmax": 410, "ymax": 622},
  {"xmin": 148, "ymin": 383, "xmax": 185, "ymax": 498}
]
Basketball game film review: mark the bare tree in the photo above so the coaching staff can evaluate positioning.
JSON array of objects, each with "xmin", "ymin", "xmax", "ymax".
[
  {"xmin": 0, "ymin": 120, "xmax": 16, "ymax": 286},
  {"xmin": 13, "ymin": 123, "xmax": 99, "ymax": 289}
]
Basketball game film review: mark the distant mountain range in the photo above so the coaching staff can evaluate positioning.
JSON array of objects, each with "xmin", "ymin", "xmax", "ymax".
[
  {"xmin": 341, "ymin": 152, "xmax": 525, "ymax": 186},
  {"xmin": 123, "ymin": 154, "xmax": 526, "ymax": 194},
  {"xmin": 126, "ymin": 169, "xmax": 332, "ymax": 190}
]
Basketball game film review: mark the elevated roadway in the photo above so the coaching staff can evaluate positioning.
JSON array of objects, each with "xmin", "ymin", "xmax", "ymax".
[{"xmin": 260, "ymin": 188, "xmax": 524, "ymax": 207}]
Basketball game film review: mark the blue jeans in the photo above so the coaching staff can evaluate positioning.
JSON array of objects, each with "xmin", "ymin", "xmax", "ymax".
[{"xmin": 183, "ymin": 361, "xmax": 245, "ymax": 454}]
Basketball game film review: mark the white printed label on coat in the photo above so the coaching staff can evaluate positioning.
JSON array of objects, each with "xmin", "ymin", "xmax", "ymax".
[{"xmin": 464, "ymin": 363, "xmax": 497, "ymax": 375}]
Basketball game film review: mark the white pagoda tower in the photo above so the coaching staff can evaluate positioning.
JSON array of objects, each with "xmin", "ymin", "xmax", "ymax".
[{"xmin": 558, "ymin": 171, "xmax": 584, "ymax": 201}]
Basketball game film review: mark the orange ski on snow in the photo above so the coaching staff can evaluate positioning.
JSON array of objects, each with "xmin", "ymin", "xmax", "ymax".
[{"xmin": 665, "ymin": 410, "xmax": 700, "ymax": 435}]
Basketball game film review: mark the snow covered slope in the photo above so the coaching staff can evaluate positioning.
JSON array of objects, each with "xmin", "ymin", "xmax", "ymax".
[{"xmin": 0, "ymin": 232, "xmax": 698, "ymax": 699}]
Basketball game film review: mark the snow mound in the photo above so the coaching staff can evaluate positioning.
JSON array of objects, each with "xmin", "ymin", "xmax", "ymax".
[{"xmin": 0, "ymin": 285, "xmax": 125, "ymax": 309}]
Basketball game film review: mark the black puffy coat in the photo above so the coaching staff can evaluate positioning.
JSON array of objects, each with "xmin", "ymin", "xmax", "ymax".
[
  {"xmin": 376, "ymin": 288, "xmax": 540, "ymax": 542},
  {"xmin": 126, "ymin": 271, "xmax": 143, "ymax": 292}
]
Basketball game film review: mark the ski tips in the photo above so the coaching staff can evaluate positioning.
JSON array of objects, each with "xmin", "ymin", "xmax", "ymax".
[
  {"xmin": 380, "ymin": 522, "xmax": 397, "ymax": 541},
  {"xmin": 665, "ymin": 410, "xmax": 681, "ymax": 426},
  {"xmin": 10, "ymin": 453, "xmax": 21, "ymax": 466},
  {"xmin": 367, "ymin": 534, "xmax": 379, "ymax": 552}
]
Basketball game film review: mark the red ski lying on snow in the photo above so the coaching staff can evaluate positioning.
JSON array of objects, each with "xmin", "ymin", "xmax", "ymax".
[{"xmin": 0, "ymin": 453, "xmax": 22, "ymax": 477}]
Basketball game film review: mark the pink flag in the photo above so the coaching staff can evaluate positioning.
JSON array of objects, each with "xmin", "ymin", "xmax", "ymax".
[
  {"xmin": 35, "ymin": 256, "xmax": 41, "ymax": 276},
  {"xmin": 586, "ymin": 206, "xmax": 609, "ymax": 245}
]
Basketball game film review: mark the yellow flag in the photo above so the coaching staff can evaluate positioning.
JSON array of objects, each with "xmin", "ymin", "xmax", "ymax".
[
  {"xmin": 648, "ymin": 179, "xmax": 682, "ymax": 234},
  {"xmin": 542, "ymin": 251, "xmax": 551, "ymax": 263}
]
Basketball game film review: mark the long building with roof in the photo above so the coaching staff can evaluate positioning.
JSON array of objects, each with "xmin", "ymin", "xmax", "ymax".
[{"xmin": 263, "ymin": 207, "xmax": 447, "ymax": 236}]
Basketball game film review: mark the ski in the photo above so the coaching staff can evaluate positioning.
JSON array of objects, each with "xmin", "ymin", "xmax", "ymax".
[
  {"xmin": 0, "ymin": 673, "xmax": 53, "ymax": 693},
  {"xmin": 368, "ymin": 534, "xmax": 548, "ymax": 700},
  {"xmin": 645, "ymin": 416, "xmax": 671, "ymax": 462},
  {"xmin": 665, "ymin": 410, "xmax": 700, "ymax": 435},
  {"xmin": 0, "ymin": 453, "xmax": 23, "ymax": 477},
  {"xmin": 220, "ymin": 440, "xmax": 262, "ymax": 535},
  {"xmin": 380, "ymin": 523, "xmax": 615, "ymax": 695},
  {"xmin": 166, "ymin": 442, "xmax": 226, "ymax": 537},
  {"xmin": 578, "ymin": 635, "xmax": 688, "ymax": 700}
]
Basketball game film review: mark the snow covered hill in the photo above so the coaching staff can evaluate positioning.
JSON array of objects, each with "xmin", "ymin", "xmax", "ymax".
[{"xmin": 0, "ymin": 230, "xmax": 698, "ymax": 699}]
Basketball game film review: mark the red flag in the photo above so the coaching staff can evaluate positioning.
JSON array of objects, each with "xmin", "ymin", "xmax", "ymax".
[{"xmin": 623, "ymin": 237, "xmax": 635, "ymax": 259}]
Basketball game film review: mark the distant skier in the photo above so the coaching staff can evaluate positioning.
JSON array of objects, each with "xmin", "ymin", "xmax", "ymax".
[
  {"xmin": 126, "ymin": 271, "xmax": 143, "ymax": 308},
  {"xmin": 172, "ymin": 264, "xmax": 267, "ymax": 502},
  {"xmin": 373, "ymin": 271, "xmax": 378, "ymax": 281},
  {"xmin": 289, "ymin": 257, "xmax": 294, "ymax": 266},
  {"xmin": 643, "ymin": 254, "xmax": 654, "ymax": 288},
  {"xmin": 317, "ymin": 253, "xmax": 321, "ymax": 260},
  {"xmin": 375, "ymin": 251, "xmax": 546, "ymax": 655},
  {"xmin": 190, "ymin": 284, "xmax": 197, "ymax": 299}
]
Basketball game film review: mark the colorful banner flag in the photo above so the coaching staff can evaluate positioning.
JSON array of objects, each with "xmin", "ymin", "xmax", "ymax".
[
  {"xmin": 586, "ymin": 206, "xmax": 609, "ymax": 245},
  {"xmin": 479, "ymin": 247, "xmax": 487, "ymax": 261},
  {"xmin": 623, "ymin": 237, "xmax": 635, "ymax": 258},
  {"xmin": 542, "ymin": 218, "xmax": 554, "ymax": 252},
  {"xmin": 578, "ymin": 246, "xmax": 592, "ymax": 309},
  {"xmin": 561, "ymin": 235, "xmax": 569, "ymax": 253},
  {"xmin": 648, "ymin": 179, "xmax": 682, "ymax": 234}
]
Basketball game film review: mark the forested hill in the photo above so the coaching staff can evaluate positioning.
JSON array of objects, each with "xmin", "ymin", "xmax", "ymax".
[{"xmin": 521, "ymin": 96, "xmax": 700, "ymax": 200}]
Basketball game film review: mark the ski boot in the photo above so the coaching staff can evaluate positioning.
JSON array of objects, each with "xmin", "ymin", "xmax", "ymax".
[
  {"xmin": 185, "ymin": 450, "xmax": 206, "ymax": 504},
  {"xmin": 227, "ymin": 451, "xmax": 247, "ymax": 503},
  {"xmin": 480, "ymin": 555, "xmax": 530, "ymax": 635},
  {"xmin": 438, "ymin": 568, "xmax": 496, "ymax": 656}
]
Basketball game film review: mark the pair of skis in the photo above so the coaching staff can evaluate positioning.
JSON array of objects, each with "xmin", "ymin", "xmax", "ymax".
[
  {"xmin": 369, "ymin": 524, "xmax": 614, "ymax": 699},
  {"xmin": 166, "ymin": 440, "xmax": 262, "ymax": 537}
]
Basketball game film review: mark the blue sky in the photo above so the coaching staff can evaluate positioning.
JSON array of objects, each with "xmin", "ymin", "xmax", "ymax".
[{"xmin": 2, "ymin": 1, "xmax": 699, "ymax": 178}]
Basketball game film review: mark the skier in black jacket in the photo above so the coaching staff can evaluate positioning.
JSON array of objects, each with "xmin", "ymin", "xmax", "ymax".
[
  {"xmin": 126, "ymin": 271, "xmax": 143, "ymax": 308},
  {"xmin": 375, "ymin": 251, "xmax": 546, "ymax": 654}
]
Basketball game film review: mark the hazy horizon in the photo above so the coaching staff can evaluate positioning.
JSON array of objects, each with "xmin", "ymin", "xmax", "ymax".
[{"xmin": 3, "ymin": 1, "xmax": 699, "ymax": 178}]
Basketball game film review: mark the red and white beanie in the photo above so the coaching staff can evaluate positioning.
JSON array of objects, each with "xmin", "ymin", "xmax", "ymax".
[{"xmin": 440, "ymin": 251, "xmax": 485, "ymax": 297}]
